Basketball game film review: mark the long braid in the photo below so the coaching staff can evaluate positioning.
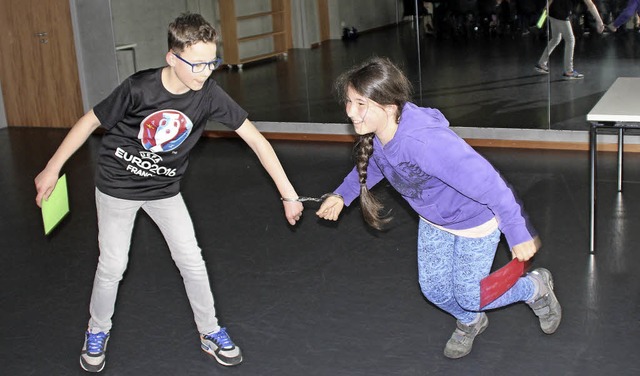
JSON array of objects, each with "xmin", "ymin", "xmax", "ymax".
[
  {"xmin": 335, "ymin": 56, "xmax": 411, "ymax": 231},
  {"xmin": 355, "ymin": 134, "xmax": 391, "ymax": 230}
]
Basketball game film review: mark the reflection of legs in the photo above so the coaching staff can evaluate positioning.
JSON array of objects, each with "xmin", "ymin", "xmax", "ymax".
[
  {"xmin": 423, "ymin": 2, "xmax": 435, "ymax": 34},
  {"xmin": 143, "ymin": 193, "xmax": 219, "ymax": 334},
  {"xmin": 558, "ymin": 20, "xmax": 575, "ymax": 73},
  {"xmin": 88, "ymin": 189, "xmax": 140, "ymax": 333},
  {"xmin": 537, "ymin": 17, "xmax": 565, "ymax": 67}
]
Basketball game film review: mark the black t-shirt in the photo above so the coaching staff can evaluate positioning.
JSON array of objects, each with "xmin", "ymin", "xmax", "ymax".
[
  {"xmin": 93, "ymin": 68, "xmax": 248, "ymax": 200},
  {"xmin": 549, "ymin": 0, "xmax": 573, "ymax": 20}
]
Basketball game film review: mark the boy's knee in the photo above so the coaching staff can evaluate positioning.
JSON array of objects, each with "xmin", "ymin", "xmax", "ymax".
[
  {"xmin": 172, "ymin": 249, "xmax": 207, "ymax": 272},
  {"xmin": 95, "ymin": 262, "xmax": 127, "ymax": 282}
]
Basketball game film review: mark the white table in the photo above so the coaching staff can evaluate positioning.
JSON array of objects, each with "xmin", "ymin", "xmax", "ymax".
[{"xmin": 587, "ymin": 77, "xmax": 640, "ymax": 253}]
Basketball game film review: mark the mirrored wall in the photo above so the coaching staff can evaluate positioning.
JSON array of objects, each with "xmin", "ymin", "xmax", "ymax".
[{"xmin": 110, "ymin": 0, "xmax": 638, "ymax": 132}]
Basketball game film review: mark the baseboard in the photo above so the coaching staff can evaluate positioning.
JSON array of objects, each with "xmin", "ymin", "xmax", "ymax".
[{"xmin": 204, "ymin": 121, "xmax": 640, "ymax": 152}]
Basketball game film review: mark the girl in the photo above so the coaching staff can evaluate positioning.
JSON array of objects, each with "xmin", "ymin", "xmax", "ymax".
[
  {"xmin": 607, "ymin": 0, "xmax": 640, "ymax": 33},
  {"xmin": 315, "ymin": 57, "xmax": 561, "ymax": 359}
]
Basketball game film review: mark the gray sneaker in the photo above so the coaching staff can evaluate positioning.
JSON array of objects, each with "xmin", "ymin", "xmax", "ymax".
[
  {"xmin": 527, "ymin": 268, "xmax": 562, "ymax": 334},
  {"xmin": 444, "ymin": 313, "xmax": 488, "ymax": 359}
]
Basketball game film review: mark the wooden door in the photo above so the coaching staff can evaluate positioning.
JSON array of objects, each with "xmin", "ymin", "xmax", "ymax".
[
  {"xmin": 317, "ymin": 0, "xmax": 330, "ymax": 43},
  {"xmin": 0, "ymin": 0, "xmax": 83, "ymax": 127}
]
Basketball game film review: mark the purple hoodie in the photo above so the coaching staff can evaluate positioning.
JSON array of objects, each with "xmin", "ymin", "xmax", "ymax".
[{"xmin": 334, "ymin": 102, "xmax": 533, "ymax": 249}]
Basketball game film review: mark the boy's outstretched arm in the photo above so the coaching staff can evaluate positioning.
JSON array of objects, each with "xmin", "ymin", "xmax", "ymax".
[
  {"xmin": 583, "ymin": 0, "xmax": 605, "ymax": 33},
  {"xmin": 235, "ymin": 119, "xmax": 304, "ymax": 225},
  {"xmin": 34, "ymin": 110, "xmax": 101, "ymax": 207}
]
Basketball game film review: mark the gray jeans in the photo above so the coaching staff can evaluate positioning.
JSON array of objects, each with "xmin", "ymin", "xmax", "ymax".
[
  {"xmin": 88, "ymin": 188, "xmax": 219, "ymax": 334},
  {"xmin": 538, "ymin": 17, "xmax": 575, "ymax": 74}
]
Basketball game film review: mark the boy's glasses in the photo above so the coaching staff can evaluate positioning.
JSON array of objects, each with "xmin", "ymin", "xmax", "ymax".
[{"xmin": 172, "ymin": 53, "xmax": 223, "ymax": 73}]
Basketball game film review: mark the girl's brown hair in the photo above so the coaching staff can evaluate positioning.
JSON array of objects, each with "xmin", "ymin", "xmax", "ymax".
[{"xmin": 334, "ymin": 57, "xmax": 412, "ymax": 230}]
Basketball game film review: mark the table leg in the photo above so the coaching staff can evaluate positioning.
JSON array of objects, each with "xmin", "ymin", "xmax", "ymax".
[
  {"xmin": 617, "ymin": 128, "xmax": 623, "ymax": 192},
  {"xmin": 589, "ymin": 124, "xmax": 597, "ymax": 254}
]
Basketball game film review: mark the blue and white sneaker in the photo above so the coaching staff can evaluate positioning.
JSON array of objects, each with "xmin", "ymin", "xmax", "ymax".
[
  {"xmin": 562, "ymin": 70, "xmax": 584, "ymax": 80},
  {"xmin": 80, "ymin": 331, "xmax": 109, "ymax": 372},
  {"xmin": 534, "ymin": 63, "xmax": 549, "ymax": 74},
  {"xmin": 201, "ymin": 327, "xmax": 243, "ymax": 366}
]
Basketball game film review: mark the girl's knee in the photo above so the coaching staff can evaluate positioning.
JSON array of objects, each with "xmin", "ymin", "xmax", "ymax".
[
  {"xmin": 419, "ymin": 279, "xmax": 454, "ymax": 305},
  {"xmin": 453, "ymin": 290, "xmax": 480, "ymax": 311}
]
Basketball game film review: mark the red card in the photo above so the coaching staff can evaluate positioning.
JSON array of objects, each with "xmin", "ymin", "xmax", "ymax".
[{"xmin": 480, "ymin": 259, "xmax": 531, "ymax": 309}]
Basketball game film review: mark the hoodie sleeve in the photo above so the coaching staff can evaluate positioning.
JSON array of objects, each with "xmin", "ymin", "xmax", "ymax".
[
  {"xmin": 334, "ymin": 159, "xmax": 385, "ymax": 206},
  {"xmin": 415, "ymin": 130, "xmax": 533, "ymax": 249}
]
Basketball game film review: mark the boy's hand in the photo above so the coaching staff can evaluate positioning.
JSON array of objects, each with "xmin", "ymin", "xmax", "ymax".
[
  {"xmin": 283, "ymin": 200, "xmax": 304, "ymax": 225},
  {"xmin": 316, "ymin": 195, "xmax": 344, "ymax": 221},
  {"xmin": 34, "ymin": 168, "xmax": 60, "ymax": 208}
]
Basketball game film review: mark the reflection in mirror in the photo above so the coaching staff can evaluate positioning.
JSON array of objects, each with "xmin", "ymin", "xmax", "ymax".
[
  {"xmin": 543, "ymin": 0, "xmax": 639, "ymax": 130},
  {"xmin": 213, "ymin": 0, "xmax": 556, "ymax": 129},
  {"xmin": 215, "ymin": 0, "xmax": 555, "ymax": 129},
  {"xmin": 412, "ymin": 0, "xmax": 554, "ymax": 129},
  {"xmin": 109, "ymin": 0, "xmax": 637, "ymax": 132}
]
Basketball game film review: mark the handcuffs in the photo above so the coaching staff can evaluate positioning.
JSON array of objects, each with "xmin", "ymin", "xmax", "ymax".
[{"xmin": 280, "ymin": 193, "xmax": 343, "ymax": 203}]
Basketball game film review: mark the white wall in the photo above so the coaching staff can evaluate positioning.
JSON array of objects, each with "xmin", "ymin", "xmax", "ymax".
[
  {"xmin": 110, "ymin": 0, "xmax": 188, "ymax": 77},
  {"xmin": 72, "ymin": 0, "xmax": 120, "ymax": 110},
  {"xmin": 71, "ymin": 0, "xmax": 214, "ymax": 110},
  {"xmin": 65, "ymin": 0, "xmax": 402, "ymax": 114},
  {"xmin": 109, "ymin": 0, "xmax": 222, "ymax": 78},
  {"xmin": 107, "ymin": 0, "xmax": 401, "ymax": 71},
  {"xmin": 327, "ymin": 0, "xmax": 400, "ymax": 39},
  {"xmin": 291, "ymin": 0, "xmax": 320, "ymax": 48}
]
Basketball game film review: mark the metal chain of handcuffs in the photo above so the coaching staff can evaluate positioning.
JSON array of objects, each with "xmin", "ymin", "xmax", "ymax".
[{"xmin": 280, "ymin": 193, "xmax": 343, "ymax": 203}]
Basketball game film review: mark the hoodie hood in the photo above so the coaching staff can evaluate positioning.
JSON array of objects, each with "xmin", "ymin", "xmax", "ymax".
[{"xmin": 399, "ymin": 102, "xmax": 449, "ymax": 130}]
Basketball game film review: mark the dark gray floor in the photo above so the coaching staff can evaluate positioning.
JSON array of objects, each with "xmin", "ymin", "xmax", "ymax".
[
  {"xmin": 213, "ymin": 22, "xmax": 640, "ymax": 130},
  {"xmin": 2, "ymin": 127, "xmax": 640, "ymax": 375}
]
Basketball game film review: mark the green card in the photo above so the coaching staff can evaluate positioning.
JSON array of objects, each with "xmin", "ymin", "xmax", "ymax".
[
  {"xmin": 536, "ymin": 9, "xmax": 547, "ymax": 29},
  {"xmin": 42, "ymin": 174, "xmax": 70, "ymax": 235}
]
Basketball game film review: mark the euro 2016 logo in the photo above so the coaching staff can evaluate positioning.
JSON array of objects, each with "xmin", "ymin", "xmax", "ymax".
[{"xmin": 138, "ymin": 110, "xmax": 193, "ymax": 152}]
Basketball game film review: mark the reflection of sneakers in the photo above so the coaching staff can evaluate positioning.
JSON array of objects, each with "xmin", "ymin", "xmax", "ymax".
[
  {"xmin": 526, "ymin": 268, "xmax": 562, "ymax": 334},
  {"xmin": 562, "ymin": 70, "xmax": 584, "ymax": 79},
  {"xmin": 444, "ymin": 313, "xmax": 488, "ymax": 359},
  {"xmin": 80, "ymin": 331, "xmax": 110, "ymax": 372},
  {"xmin": 534, "ymin": 63, "xmax": 549, "ymax": 74},
  {"xmin": 201, "ymin": 327, "xmax": 243, "ymax": 366}
]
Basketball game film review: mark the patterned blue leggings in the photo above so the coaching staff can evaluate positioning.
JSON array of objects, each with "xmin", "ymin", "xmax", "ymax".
[{"xmin": 417, "ymin": 219, "xmax": 535, "ymax": 324}]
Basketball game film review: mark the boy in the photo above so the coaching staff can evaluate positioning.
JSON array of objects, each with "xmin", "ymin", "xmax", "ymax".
[
  {"xmin": 534, "ymin": 0, "xmax": 604, "ymax": 79},
  {"xmin": 34, "ymin": 13, "xmax": 304, "ymax": 372}
]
